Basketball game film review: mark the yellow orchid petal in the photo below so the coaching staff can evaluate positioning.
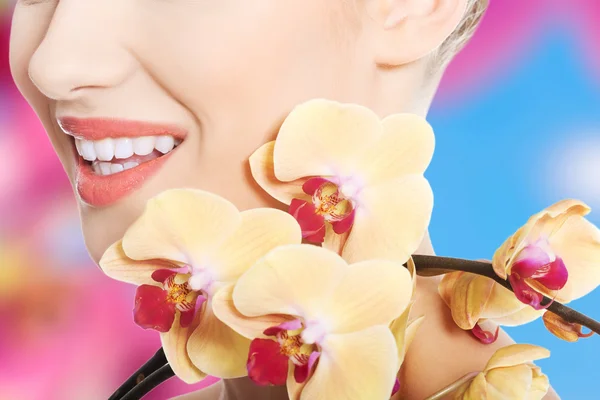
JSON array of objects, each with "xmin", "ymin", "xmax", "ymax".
[
  {"xmin": 484, "ymin": 364, "xmax": 534, "ymax": 399},
  {"xmin": 492, "ymin": 225, "xmax": 526, "ymax": 279},
  {"xmin": 484, "ymin": 344, "xmax": 550, "ymax": 371},
  {"xmin": 459, "ymin": 373, "xmax": 487, "ymax": 399},
  {"xmin": 439, "ymin": 272, "xmax": 544, "ymax": 329},
  {"xmin": 528, "ymin": 366, "xmax": 550, "ymax": 400},
  {"xmin": 249, "ymin": 141, "xmax": 310, "ymax": 205},
  {"xmin": 390, "ymin": 306, "xmax": 411, "ymax": 367},
  {"xmin": 547, "ymin": 214, "xmax": 600, "ymax": 302},
  {"xmin": 323, "ymin": 260, "xmax": 413, "ymax": 333},
  {"xmin": 99, "ymin": 240, "xmax": 173, "ymax": 286},
  {"xmin": 300, "ymin": 326, "xmax": 398, "ymax": 400},
  {"xmin": 287, "ymin": 361, "xmax": 306, "ymax": 400},
  {"xmin": 481, "ymin": 280, "xmax": 536, "ymax": 321},
  {"xmin": 187, "ymin": 301, "xmax": 250, "ymax": 379},
  {"xmin": 403, "ymin": 316, "xmax": 424, "ymax": 356},
  {"xmin": 526, "ymin": 199, "xmax": 591, "ymax": 243},
  {"xmin": 322, "ymin": 222, "xmax": 349, "ymax": 255},
  {"xmin": 455, "ymin": 274, "xmax": 495, "ymax": 330},
  {"xmin": 273, "ymin": 99, "xmax": 382, "ymax": 181},
  {"xmin": 486, "ymin": 306, "xmax": 544, "ymax": 327},
  {"xmin": 233, "ymin": 244, "xmax": 346, "ymax": 320},
  {"xmin": 455, "ymin": 348, "xmax": 550, "ymax": 400},
  {"xmin": 360, "ymin": 113, "xmax": 435, "ymax": 186},
  {"xmin": 542, "ymin": 311, "xmax": 593, "ymax": 342},
  {"xmin": 212, "ymin": 284, "xmax": 294, "ymax": 339},
  {"xmin": 438, "ymin": 271, "xmax": 464, "ymax": 307},
  {"xmin": 122, "ymin": 189, "xmax": 241, "ymax": 265},
  {"xmin": 160, "ymin": 312, "xmax": 206, "ymax": 384},
  {"xmin": 390, "ymin": 305, "xmax": 424, "ymax": 368},
  {"xmin": 210, "ymin": 208, "xmax": 302, "ymax": 282},
  {"xmin": 341, "ymin": 175, "xmax": 433, "ymax": 264}
]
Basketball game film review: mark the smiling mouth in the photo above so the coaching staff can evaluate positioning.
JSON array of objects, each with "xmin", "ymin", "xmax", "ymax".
[
  {"xmin": 57, "ymin": 117, "xmax": 188, "ymax": 207},
  {"xmin": 74, "ymin": 135, "xmax": 182, "ymax": 175}
]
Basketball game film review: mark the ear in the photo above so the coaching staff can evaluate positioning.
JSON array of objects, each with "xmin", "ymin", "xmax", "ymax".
[{"xmin": 367, "ymin": 0, "xmax": 469, "ymax": 66}]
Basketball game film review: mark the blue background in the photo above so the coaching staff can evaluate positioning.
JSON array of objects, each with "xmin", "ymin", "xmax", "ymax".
[{"xmin": 429, "ymin": 31, "xmax": 600, "ymax": 398}]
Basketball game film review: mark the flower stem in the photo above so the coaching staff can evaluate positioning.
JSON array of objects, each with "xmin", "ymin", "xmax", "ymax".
[
  {"xmin": 120, "ymin": 364, "xmax": 175, "ymax": 400},
  {"xmin": 411, "ymin": 255, "xmax": 600, "ymax": 336},
  {"xmin": 422, "ymin": 371, "xmax": 480, "ymax": 400},
  {"xmin": 108, "ymin": 348, "xmax": 168, "ymax": 400}
]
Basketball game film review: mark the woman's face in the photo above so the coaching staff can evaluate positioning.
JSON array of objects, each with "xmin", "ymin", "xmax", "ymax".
[{"xmin": 9, "ymin": 0, "xmax": 376, "ymax": 263}]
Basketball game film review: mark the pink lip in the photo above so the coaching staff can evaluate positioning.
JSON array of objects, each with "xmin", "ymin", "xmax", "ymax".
[
  {"xmin": 59, "ymin": 118, "xmax": 187, "ymax": 208},
  {"xmin": 58, "ymin": 117, "xmax": 188, "ymax": 140}
]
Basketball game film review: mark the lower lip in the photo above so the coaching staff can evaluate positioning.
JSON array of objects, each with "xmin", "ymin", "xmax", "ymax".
[{"xmin": 76, "ymin": 153, "xmax": 173, "ymax": 207}]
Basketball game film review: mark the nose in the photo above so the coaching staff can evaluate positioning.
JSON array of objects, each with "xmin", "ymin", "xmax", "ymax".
[{"xmin": 28, "ymin": 2, "xmax": 137, "ymax": 101}]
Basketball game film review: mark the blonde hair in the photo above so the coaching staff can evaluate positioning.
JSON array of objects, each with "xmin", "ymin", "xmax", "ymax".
[{"xmin": 434, "ymin": 0, "xmax": 490, "ymax": 67}]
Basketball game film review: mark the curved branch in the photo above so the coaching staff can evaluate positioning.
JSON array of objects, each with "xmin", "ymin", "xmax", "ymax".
[
  {"xmin": 411, "ymin": 255, "xmax": 600, "ymax": 335},
  {"xmin": 108, "ymin": 348, "xmax": 168, "ymax": 400},
  {"xmin": 120, "ymin": 364, "xmax": 175, "ymax": 400},
  {"xmin": 423, "ymin": 371, "xmax": 480, "ymax": 400}
]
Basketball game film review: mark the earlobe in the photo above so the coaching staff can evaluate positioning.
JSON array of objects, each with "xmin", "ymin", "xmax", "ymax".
[{"xmin": 369, "ymin": 0, "xmax": 469, "ymax": 66}]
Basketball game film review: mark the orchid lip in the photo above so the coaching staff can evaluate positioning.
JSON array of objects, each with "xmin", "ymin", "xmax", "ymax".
[
  {"xmin": 511, "ymin": 243, "xmax": 569, "ymax": 292},
  {"xmin": 249, "ymin": 319, "xmax": 321, "ymax": 386}
]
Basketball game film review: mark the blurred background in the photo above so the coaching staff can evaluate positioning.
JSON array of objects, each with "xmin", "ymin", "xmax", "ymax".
[{"xmin": 0, "ymin": 0, "xmax": 598, "ymax": 399}]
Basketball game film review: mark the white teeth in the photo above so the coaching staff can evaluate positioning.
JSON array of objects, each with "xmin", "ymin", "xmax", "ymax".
[
  {"xmin": 114, "ymin": 138, "xmax": 134, "ymax": 159},
  {"xmin": 74, "ymin": 135, "xmax": 181, "ymax": 161},
  {"xmin": 78, "ymin": 139, "xmax": 97, "ymax": 161},
  {"xmin": 99, "ymin": 162, "xmax": 112, "ymax": 175},
  {"xmin": 133, "ymin": 136, "xmax": 156, "ymax": 156},
  {"xmin": 91, "ymin": 161, "xmax": 139, "ymax": 176},
  {"xmin": 124, "ymin": 161, "xmax": 139, "ymax": 170},
  {"xmin": 110, "ymin": 163, "xmax": 124, "ymax": 174},
  {"xmin": 95, "ymin": 138, "xmax": 115, "ymax": 161},
  {"xmin": 155, "ymin": 135, "xmax": 175, "ymax": 154}
]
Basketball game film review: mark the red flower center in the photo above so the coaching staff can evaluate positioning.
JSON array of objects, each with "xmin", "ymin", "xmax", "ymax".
[
  {"xmin": 510, "ymin": 243, "xmax": 568, "ymax": 310},
  {"xmin": 289, "ymin": 177, "xmax": 356, "ymax": 244},
  {"xmin": 313, "ymin": 181, "xmax": 353, "ymax": 220},
  {"xmin": 163, "ymin": 273, "xmax": 196, "ymax": 312},
  {"xmin": 133, "ymin": 269, "xmax": 204, "ymax": 332},
  {"xmin": 247, "ymin": 320, "xmax": 320, "ymax": 386}
]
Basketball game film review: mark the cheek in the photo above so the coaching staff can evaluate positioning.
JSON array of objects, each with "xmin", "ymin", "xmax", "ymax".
[{"xmin": 133, "ymin": 3, "xmax": 351, "ymax": 130}]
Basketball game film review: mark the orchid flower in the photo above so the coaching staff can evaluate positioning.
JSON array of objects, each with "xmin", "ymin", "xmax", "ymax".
[
  {"xmin": 212, "ymin": 244, "xmax": 414, "ymax": 400},
  {"xmin": 542, "ymin": 311, "xmax": 594, "ymax": 342},
  {"xmin": 99, "ymin": 189, "xmax": 301, "ymax": 382},
  {"xmin": 452, "ymin": 344, "xmax": 550, "ymax": 400},
  {"xmin": 250, "ymin": 99, "xmax": 434, "ymax": 264},
  {"xmin": 493, "ymin": 199, "xmax": 600, "ymax": 309},
  {"xmin": 439, "ymin": 272, "xmax": 545, "ymax": 344}
]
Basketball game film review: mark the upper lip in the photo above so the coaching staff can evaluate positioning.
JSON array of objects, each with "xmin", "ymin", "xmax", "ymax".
[{"xmin": 57, "ymin": 117, "xmax": 188, "ymax": 141}]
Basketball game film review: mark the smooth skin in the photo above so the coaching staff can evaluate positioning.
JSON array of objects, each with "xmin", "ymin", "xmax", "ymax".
[{"xmin": 9, "ymin": 0, "xmax": 559, "ymax": 398}]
